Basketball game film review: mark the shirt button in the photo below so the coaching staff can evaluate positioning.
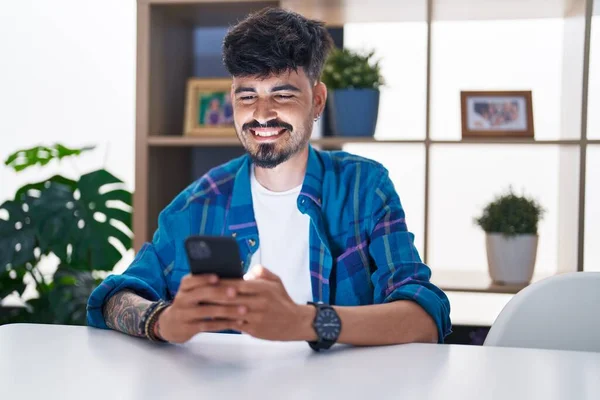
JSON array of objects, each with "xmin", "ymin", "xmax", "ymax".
[{"xmin": 248, "ymin": 239, "xmax": 256, "ymax": 247}]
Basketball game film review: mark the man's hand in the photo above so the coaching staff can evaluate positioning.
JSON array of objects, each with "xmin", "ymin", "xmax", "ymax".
[
  {"xmin": 223, "ymin": 266, "xmax": 317, "ymax": 342},
  {"xmin": 157, "ymin": 274, "xmax": 247, "ymax": 343}
]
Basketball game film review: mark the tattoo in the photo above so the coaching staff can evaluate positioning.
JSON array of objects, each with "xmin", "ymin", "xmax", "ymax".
[{"xmin": 102, "ymin": 290, "xmax": 153, "ymax": 337}]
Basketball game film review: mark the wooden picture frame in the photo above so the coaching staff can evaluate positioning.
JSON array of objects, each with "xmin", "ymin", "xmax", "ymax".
[
  {"xmin": 184, "ymin": 78, "xmax": 236, "ymax": 136},
  {"xmin": 460, "ymin": 91, "xmax": 534, "ymax": 139}
]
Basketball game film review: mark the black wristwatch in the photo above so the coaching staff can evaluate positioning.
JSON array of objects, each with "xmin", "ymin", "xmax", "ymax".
[{"xmin": 307, "ymin": 301, "xmax": 342, "ymax": 351}]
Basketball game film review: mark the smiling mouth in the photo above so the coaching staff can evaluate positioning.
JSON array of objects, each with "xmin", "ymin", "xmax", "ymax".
[{"xmin": 249, "ymin": 128, "xmax": 287, "ymax": 138}]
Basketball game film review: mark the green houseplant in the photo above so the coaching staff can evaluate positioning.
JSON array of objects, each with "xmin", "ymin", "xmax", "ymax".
[
  {"xmin": 321, "ymin": 48, "xmax": 384, "ymax": 137},
  {"xmin": 0, "ymin": 144, "xmax": 133, "ymax": 325},
  {"xmin": 475, "ymin": 189, "xmax": 544, "ymax": 285}
]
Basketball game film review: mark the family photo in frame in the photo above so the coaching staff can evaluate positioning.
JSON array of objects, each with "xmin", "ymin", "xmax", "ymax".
[
  {"xmin": 461, "ymin": 91, "xmax": 534, "ymax": 139},
  {"xmin": 184, "ymin": 78, "xmax": 235, "ymax": 136}
]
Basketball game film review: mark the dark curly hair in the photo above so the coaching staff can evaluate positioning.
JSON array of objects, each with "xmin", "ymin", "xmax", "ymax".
[{"xmin": 223, "ymin": 8, "xmax": 334, "ymax": 84}]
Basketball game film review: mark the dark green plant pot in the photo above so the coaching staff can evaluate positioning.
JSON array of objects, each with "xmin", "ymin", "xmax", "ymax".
[{"xmin": 329, "ymin": 88, "xmax": 380, "ymax": 137}]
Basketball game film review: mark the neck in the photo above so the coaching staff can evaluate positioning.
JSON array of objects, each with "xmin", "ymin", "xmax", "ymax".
[{"xmin": 254, "ymin": 146, "xmax": 309, "ymax": 192}]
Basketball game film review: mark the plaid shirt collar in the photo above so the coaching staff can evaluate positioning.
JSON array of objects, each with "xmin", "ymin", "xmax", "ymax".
[{"xmin": 227, "ymin": 145, "xmax": 325, "ymax": 239}]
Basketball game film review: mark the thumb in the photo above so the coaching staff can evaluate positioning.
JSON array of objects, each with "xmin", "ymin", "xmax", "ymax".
[{"xmin": 245, "ymin": 265, "xmax": 280, "ymax": 282}]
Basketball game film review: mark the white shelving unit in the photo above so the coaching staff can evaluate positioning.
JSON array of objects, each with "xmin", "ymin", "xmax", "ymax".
[{"xmin": 135, "ymin": 0, "xmax": 597, "ymax": 314}]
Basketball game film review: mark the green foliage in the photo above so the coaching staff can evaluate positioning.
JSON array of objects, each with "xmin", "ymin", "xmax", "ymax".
[
  {"xmin": 0, "ymin": 145, "xmax": 132, "ymax": 326},
  {"xmin": 475, "ymin": 189, "xmax": 544, "ymax": 237},
  {"xmin": 5, "ymin": 144, "xmax": 95, "ymax": 172},
  {"xmin": 321, "ymin": 48, "xmax": 384, "ymax": 90}
]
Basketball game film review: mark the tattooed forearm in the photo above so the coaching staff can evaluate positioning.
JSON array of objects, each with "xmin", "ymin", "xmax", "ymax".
[{"xmin": 102, "ymin": 290, "xmax": 153, "ymax": 337}]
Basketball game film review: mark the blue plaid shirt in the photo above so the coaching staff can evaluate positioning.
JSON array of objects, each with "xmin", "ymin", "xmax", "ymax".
[{"xmin": 87, "ymin": 146, "xmax": 451, "ymax": 342}]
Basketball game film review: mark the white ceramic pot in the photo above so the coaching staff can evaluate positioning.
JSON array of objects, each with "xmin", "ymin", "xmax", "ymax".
[{"xmin": 485, "ymin": 233, "xmax": 538, "ymax": 285}]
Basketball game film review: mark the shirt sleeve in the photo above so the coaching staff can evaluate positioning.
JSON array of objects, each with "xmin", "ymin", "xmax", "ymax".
[
  {"xmin": 86, "ymin": 209, "xmax": 176, "ymax": 329},
  {"xmin": 367, "ymin": 168, "xmax": 452, "ymax": 343}
]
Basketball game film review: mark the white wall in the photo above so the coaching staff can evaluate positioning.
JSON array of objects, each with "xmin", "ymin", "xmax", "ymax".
[{"xmin": 0, "ymin": 0, "xmax": 137, "ymax": 299}]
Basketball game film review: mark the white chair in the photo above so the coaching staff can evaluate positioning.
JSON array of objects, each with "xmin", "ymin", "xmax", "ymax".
[{"xmin": 484, "ymin": 272, "xmax": 600, "ymax": 352}]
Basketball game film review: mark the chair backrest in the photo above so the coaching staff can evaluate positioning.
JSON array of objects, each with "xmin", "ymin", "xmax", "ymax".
[{"xmin": 484, "ymin": 272, "xmax": 600, "ymax": 352}]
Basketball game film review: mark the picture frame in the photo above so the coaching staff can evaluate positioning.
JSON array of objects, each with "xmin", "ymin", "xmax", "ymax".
[
  {"xmin": 184, "ymin": 78, "xmax": 236, "ymax": 136},
  {"xmin": 460, "ymin": 91, "xmax": 534, "ymax": 139}
]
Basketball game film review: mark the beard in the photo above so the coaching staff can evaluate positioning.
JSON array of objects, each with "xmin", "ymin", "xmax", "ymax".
[{"xmin": 238, "ymin": 117, "xmax": 313, "ymax": 169}]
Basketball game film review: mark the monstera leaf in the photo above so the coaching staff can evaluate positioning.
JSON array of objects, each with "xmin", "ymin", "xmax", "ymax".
[
  {"xmin": 4, "ymin": 144, "xmax": 95, "ymax": 172},
  {"xmin": 1, "ymin": 142, "xmax": 133, "ymax": 326},
  {"xmin": 0, "ymin": 197, "xmax": 39, "ymax": 270},
  {"xmin": 0, "ymin": 175, "xmax": 77, "ymax": 270},
  {"xmin": 30, "ymin": 169, "xmax": 133, "ymax": 270},
  {"xmin": 0, "ymin": 267, "xmax": 27, "ymax": 299},
  {"xmin": 14, "ymin": 174, "xmax": 77, "ymax": 201}
]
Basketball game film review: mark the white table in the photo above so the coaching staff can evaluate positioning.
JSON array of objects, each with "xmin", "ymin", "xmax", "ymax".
[{"xmin": 1, "ymin": 324, "xmax": 599, "ymax": 400}]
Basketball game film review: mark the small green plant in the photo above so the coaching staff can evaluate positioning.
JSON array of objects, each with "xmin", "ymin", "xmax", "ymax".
[
  {"xmin": 321, "ymin": 48, "xmax": 384, "ymax": 90},
  {"xmin": 0, "ymin": 144, "xmax": 133, "ymax": 325},
  {"xmin": 475, "ymin": 189, "xmax": 544, "ymax": 237}
]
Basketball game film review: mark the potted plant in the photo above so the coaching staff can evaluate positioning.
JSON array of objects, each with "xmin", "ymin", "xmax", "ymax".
[
  {"xmin": 0, "ymin": 144, "xmax": 133, "ymax": 325},
  {"xmin": 475, "ymin": 189, "xmax": 544, "ymax": 285},
  {"xmin": 321, "ymin": 48, "xmax": 384, "ymax": 137}
]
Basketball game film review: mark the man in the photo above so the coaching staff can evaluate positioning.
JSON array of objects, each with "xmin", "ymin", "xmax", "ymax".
[{"xmin": 87, "ymin": 8, "xmax": 451, "ymax": 349}]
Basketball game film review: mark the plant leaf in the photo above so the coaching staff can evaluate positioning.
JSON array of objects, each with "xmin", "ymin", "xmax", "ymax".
[
  {"xmin": 4, "ymin": 144, "xmax": 95, "ymax": 173},
  {"xmin": 14, "ymin": 175, "xmax": 77, "ymax": 202},
  {"xmin": 322, "ymin": 48, "xmax": 384, "ymax": 90},
  {"xmin": 0, "ymin": 198, "xmax": 39, "ymax": 269},
  {"xmin": 29, "ymin": 169, "xmax": 133, "ymax": 270},
  {"xmin": 475, "ymin": 189, "xmax": 544, "ymax": 237},
  {"xmin": 0, "ymin": 267, "xmax": 27, "ymax": 299}
]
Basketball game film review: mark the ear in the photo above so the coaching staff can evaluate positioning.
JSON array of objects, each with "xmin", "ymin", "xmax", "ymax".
[{"xmin": 313, "ymin": 81, "xmax": 328, "ymax": 118}]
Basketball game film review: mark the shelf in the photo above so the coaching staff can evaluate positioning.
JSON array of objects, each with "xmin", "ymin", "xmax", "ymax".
[
  {"xmin": 141, "ymin": 0, "xmax": 584, "ymax": 23},
  {"xmin": 431, "ymin": 270, "xmax": 552, "ymax": 294},
  {"xmin": 431, "ymin": 139, "xmax": 581, "ymax": 145},
  {"xmin": 144, "ymin": 1, "xmax": 278, "ymax": 28},
  {"xmin": 432, "ymin": 0, "xmax": 584, "ymax": 21},
  {"xmin": 141, "ymin": 0, "xmax": 427, "ymax": 24},
  {"xmin": 147, "ymin": 135, "xmax": 585, "ymax": 147},
  {"xmin": 147, "ymin": 135, "xmax": 427, "ymax": 147},
  {"xmin": 315, "ymin": 138, "xmax": 425, "ymax": 146}
]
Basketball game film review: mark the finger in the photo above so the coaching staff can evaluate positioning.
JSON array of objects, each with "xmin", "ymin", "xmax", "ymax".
[
  {"xmin": 179, "ymin": 305, "xmax": 248, "ymax": 323},
  {"xmin": 247, "ymin": 265, "xmax": 281, "ymax": 282},
  {"xmin": 179, "ymin": 274, "xmax": 219, "ymax": 292},
  {"xmin": 226, "ymin": 295, "xmax": 268, "ymax": 312},
  {"xmin": 189, "ymin": 319, "xmax": 244, "ymax": 334},
  {"xmin": 179, "ymin": 285, "xmax": 239, "ymax": 307},
  {"xmin": 220, "ymin": 279, "xmax": 272, "ymax": 295}
]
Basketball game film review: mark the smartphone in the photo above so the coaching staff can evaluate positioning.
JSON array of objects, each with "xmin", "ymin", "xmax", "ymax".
[{"xmin": 184, "ymin": 235, "xmax": 244, "ymax": 279}]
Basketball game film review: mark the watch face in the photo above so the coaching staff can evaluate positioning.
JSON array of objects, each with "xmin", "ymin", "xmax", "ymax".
[{"xmin": 314, "ymin": 307, "xmax": 341, "ymax": 341}]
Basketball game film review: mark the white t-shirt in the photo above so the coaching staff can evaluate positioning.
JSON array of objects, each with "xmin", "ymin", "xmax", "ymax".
[{"xmin": 249, "ymin": 167, "xmax": 312, "ymax": 304}]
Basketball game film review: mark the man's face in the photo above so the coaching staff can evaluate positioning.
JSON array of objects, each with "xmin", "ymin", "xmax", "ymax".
[{"xmin": 231, "ymin": 68, "xmax": 326, "ymax": 169}]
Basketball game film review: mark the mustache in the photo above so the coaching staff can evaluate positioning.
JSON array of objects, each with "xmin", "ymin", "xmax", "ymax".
[{"xmin": 242, "ymin": 119, "xmax": 293, "ymax": 132}]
